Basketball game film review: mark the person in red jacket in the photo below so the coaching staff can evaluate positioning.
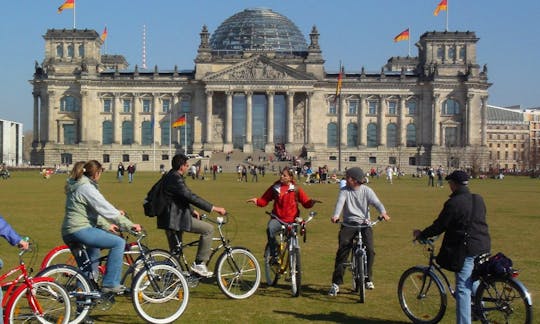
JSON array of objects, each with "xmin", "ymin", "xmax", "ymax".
[{"xmin": 246, "ymin": 168, "xmax": 320, "ymax": 260}]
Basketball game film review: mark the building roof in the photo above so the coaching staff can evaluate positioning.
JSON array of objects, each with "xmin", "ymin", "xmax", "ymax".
[
  {"xmin": 487, "ymin": 105, "xmax": 526, "ymax": 124},
  {"xmin": 209, "ymin": 8, "xmax": 308, "ymax": 55}
]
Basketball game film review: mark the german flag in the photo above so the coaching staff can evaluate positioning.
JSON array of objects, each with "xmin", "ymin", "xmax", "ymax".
[
  {"xmin": 434, "ymin": 0, "xmax": 448, "ymax": 16},
  {"xmin": 394, "ymin": 28, "xmax": 410, "ymax": 42},
  {"xmin": 334, "ymin": 65, "xmax": 344, "ymax": 101},
  {"xmin": 58, "ymin": 0, "xmax": 74, "ymax": 14},
  {"xmin": 172, "ymin": 115, "xmax": 186, "ymax": 128},
  {"xmin": 101, "ymin": 26, "xmax": 108, "ymax": 42}
]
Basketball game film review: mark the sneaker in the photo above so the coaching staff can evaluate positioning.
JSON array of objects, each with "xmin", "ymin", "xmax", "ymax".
[
  {"xmin": 328, "ymin": 283, "xmax": 339, "ymax": 296},
  {"xmin": 191, "ymin": 262, "xmax": 213, "ymax": 277},
  {"xmin": 365, "ymin": 281, "xmax": 375, "ymax": 290},
  {"xmin": 101, "ymin": 285, "xmax": 126, "ymax": 294}
]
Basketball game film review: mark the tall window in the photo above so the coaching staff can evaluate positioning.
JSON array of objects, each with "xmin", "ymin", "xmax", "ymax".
[
  {"xmin": 63, "ymin": 124, "xmax": 76, "ymax": 144},
  {"xmin": 449, "ymin": 47, "xmax": 456, "ymax": 60},
  {"xmin": 232, "ymin": 94, "xmax": 246, "ymax": 149},
  {"xmin": 347, "ymin": 123, "xmax": 358, "ymax": 147},
  {"xmin": 123, "ymin": 99, "xmax": 132, "ymax": 113},
  {"xmin": 143, "ymin": 99, "xmax": 151, "ymax": 113},
  {"xmin": 103, "ymin": 99, "xmax": 112, "ymax": 113},
  {"xmin": 78, "ymin": 44, "xmax": 84, "ymax": 57},
  {"xmin": 443, "ymin": 99, "xmax": 460, "ymax": 115},
  {"xmin": 367, "ymin": 123, "xmax": 377, "ymax": 147},
  {"xmin": 459, "ymin": 47, "xmax": 466, "ymax": 60},
  {"xmin": 368, "ymin": 101, "xmax": 378, "ymax": 115},
  {"xmin": 60, "ymin": 96, "xmax": 79, "ymax": 112},
  {"xmin": 122, "ymin": 121, "xmax": 133, "ymax": 145},
  {"xmin": 329, "ymin": 102, "xmax": 337, "ymax": 115},
  {"xmin": 252, "ymin": 94, "xmax": 267, "ymax": 150},
  {"xmin": 160, "ymin": 121, "xmax": 170, "ymax": 145},
  {"xmin": 67, "ymin": 45, "xmax": 74, "ymax": 58},
  {"xmin": 56, "ymin": 44, "xmax": 63, "ymax": 57},
  {"xmin": 181, "ymin": 99, "xmax": 191, "ymax": 113},
  {"xmin": 437, "ymin": 46, "xmax": 444, "ymax": 60},
  {"xmin": 273, "ymin": 95, "xmax": 286, "ymax": 143},
  {"xmin": 141, "ymin": 121, "xmax": 152, "ymax": 145},
  {"xmin": 444, "ymin": 127, "xmax": 458, "ymax": 146},
  {"xmin": 327, "ymin": 123, "xmax": 338, "ymax": 147},
  {"xmin": 406, "ymin": 124, "xmax": 417, "ymax": 147},
  {"xmin": 102, "ymin": 121, "xmax": 113, "ymax": 144},
  {"xmin": 388, "ymin": 101, "xmax": 397, "ymax": 115},
  {"xmin": 407, "ymin": 100, "xmax": 416, "ymax": 115},
  {"xmin": 162, "ymin": 99, "xmax": 170, "ymax": 113},
  {"xmin": 348, "ymin": 100, "xmax": 358, "ymax": 114},
  {"xmin": 386, "ymin": 123, "xmax": 398, "ymax": 147}
]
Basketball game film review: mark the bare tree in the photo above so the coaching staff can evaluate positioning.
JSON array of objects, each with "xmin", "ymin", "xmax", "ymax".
[{"xmin": 23, "ymin": 130, "xmax": 34, "ymax": 164}]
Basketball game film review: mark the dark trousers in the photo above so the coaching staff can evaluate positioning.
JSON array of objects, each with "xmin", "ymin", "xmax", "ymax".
[{"xmin": 331, "ymin": 225, "xmax": 375, "ymax": 285}]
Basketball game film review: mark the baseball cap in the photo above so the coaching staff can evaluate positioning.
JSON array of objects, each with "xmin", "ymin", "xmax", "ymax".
[{"xmin": 445, "ymin": 170, "xmax": 469, "ymax": 185}]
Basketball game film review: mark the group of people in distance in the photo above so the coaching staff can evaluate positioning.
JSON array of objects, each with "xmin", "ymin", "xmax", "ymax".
[{"xmin": 0, "ymin": 152, "xmax": 490, "ymax": 324}]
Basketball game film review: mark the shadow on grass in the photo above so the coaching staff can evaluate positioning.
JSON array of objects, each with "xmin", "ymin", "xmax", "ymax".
[{"xmin": 274, "ymin": 310, "xmax": 409, "ymax": 323}]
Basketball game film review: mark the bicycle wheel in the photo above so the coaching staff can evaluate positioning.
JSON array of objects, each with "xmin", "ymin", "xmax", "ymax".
[
  {"xmin": 124, "ymin": 248, "xmax": 179, "ymax": 290},
  {"xmin": 132, "ymin": 263, "xmax": 189, "ymax": 324},
  {"xmin": 475, "ymin": 276, "xmax": 533, "ymax": 324},
  {"xmin": 36, "ymin": 264, "xmax": 94, "ymax": 324},
  {"xmin": 40, "ymin": 245, "xmax": 76, "ymax": 269},
  {"xmin": 356, "ymin": 251, "xmax": 366, "ymax": 303},
  {"xmin": 215, "ymin": 247, "xmax": 261, "ymax": 299},
  {"xmin": 397, "ymin": 266, "xmax": 447, "ymax": 324},
  {"xmin": 6, "ymin": 279, "xmax": 71, "ymax": 324},
  {"xmin": 263, "ymin": 244, "xmax": 280, "ymax": 286},
  {"xmin": 290, "ymin": 247, "xmax": 301, "ymax": 297}
]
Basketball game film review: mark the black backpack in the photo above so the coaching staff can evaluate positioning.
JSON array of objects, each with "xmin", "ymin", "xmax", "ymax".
[{"xmin": 143, "ymin": 175, "xmax": 169, "ymax": 217}]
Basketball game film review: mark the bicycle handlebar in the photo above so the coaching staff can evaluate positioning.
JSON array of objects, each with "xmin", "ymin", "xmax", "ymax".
[
  {"xmin": 201, "ymin": 213, "xmax": 228, "ymax": 225},
  {"xmin": 266, "ymin": 211, "xmax": 317, "ymax": 225},
  {"xmin": 337, "ymin": 216, "xmax": 385, "ymax": 228}
]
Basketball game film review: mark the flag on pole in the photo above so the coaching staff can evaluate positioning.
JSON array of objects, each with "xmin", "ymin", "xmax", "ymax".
[
  {"xmin": 57, "ymin": 0, "xmax": 74, "ymax": 13},
  {"xmin": 334, "ymin": 65, "xmax": 343, "ymax": 102},
  {"xmin": 433, "ymin": 0, "xmax": 448, "ymax": 16},
  {"xmin": 100, "ymin": 26, "xmax": 108, "ymax": 42},
  {"xmin": 393, "ymin": 28, "xmax": 410, "ymax": 42},
  {"xmin": 172, "ymin": 115, "xmax": 186, "ymax": 128}
]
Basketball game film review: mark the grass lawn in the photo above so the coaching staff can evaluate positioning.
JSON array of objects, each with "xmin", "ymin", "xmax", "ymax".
[{"xmin": 0, "ymin": 170, "xmax": 538, "ymax": 323}]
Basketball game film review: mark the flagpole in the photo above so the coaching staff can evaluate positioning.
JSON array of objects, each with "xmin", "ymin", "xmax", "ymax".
[
  {"xmin": 152, "ymin": 116, "xmax": 156, "ymax": 171},
  {"xmin": 169, "ymin": 107, "xmax": 172, "ymax": 160},
  {"xmin": 73, "ymin": 0, "xmax": 76, "ymax": 29},
  {"xmin": 337, "ymin": 61, "xmax": 342, "ymax": 173},
  {"xmin": 184, "ymin": 113, "xmax": 187, "ymax": 154},
  {"xmin": 446, "ymin": 1, "xmax": 449, "ymax": 31},
  {"xmin": 408, "ymin": 26, "xmax": 411, "ymax": 57}
]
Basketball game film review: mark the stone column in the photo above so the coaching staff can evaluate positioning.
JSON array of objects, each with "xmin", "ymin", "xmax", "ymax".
[
  {"xmin": 286, "ymin": 91, "xmax": 294, "ymax": 144},
  {"xmin": 79, "ymin": 91, "xmax": 87, "ymax": 143},
  {"xmin": 245, "ymin": 91, "xmax": 253, "ymax": 144},
  {"xmin": 114, "ymin": 94, "xmax": 122, "ymax": 144},
  {"xmin": 399, "ymin": 96, "xmax": 407, "ymax": 146},
  {"xmin": 266, "ymin": 91, "xmax": 275, "ymax": 145},
  {"xmin": 378, "ymin": 96, "xmax": 386, "ymax": 146},
  {"xmin": 481, "ymin": 96, "xmax": 488, "ymax": 146},
  {"xmin": 152, "ymin": 94, "xmax": 159, "ymax": 145},
  {"xmin": 33, "ymin": 92, "xmax": 40, "ymax": 142},
  {"xmin": 339, "ymin": 95, "xmax": 347, "ymax": 146},
  {"xmin": 205, "ymin": 90, "xmax": 213, "ymax": 144},
  {"xmin": 466, "ymin": 94, "xmax": 474, "ymax": 146},
  {"xmin": 432, "ymin": 94, "xmax": 441, "ymax": 146},
  {"xmin": 225, "ymin": 91, "xmax": 233, "ymax": 144},
  {"xmin": 133, "ymin": 94, "xmax": 141, "ymax": 144},
  {"xmin": 359, "ymin": 96, "xmax": 366, "ymax": 146}
]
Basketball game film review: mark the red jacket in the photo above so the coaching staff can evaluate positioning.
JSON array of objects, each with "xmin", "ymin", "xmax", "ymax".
[{"xmin": 255, "ymin": 182, "xmax": 315, "ymax": 223}]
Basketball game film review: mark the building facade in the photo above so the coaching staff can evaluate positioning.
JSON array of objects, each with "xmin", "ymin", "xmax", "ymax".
[
  {"xmin": 31, "ymin": 8, "xmax": 490, "ymax": 172},
  {"xmin": 0, "ymin": 119, "xmax": 23, "ymax": 166}
]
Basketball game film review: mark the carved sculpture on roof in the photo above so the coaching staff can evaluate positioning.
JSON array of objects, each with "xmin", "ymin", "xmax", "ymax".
[{"xmin": 229, "ymin": 60, "xmax": 287, "ymax": 80}]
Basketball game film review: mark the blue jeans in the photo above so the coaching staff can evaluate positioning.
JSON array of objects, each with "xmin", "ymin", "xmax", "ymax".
[
  {"xmin": 63, "ymin": 227, "xmax": 125, "ymax": 288},
  {"xmin": 128, "ymin": 173, "xmax": 134, "ymax": 183},
  {"xmin": 455, "ymin": 256, "xmax": 476, "ymax": 324}
]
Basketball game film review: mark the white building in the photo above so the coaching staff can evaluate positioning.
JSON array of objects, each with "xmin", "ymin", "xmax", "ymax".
[{"xmin": 0, "ymin": 119, "xmax": 23, "ymax": 166}]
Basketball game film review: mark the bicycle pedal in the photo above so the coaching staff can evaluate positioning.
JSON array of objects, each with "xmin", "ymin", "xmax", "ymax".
[{"xmin": 97, "ymin": 294, "xmax": 115, "ymax": 310}]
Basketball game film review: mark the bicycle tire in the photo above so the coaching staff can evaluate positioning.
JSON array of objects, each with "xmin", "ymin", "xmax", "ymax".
[
  {"xmin": 290, "ymin": 247, "xmax": 301, "ymax": 297},
  {"xmin": 132, "ymin": 262, "xmax": 189, "ymax": 324},
  {"xmin": 36, "ymin": 264, "xmax": 94, "ymax": 324},
  {"xmin": 40, "ymin": 245, "xmax": 76, "ymax": 269},
  {"xmin": 215, "ymin": 247, "xmax": 261, "ymax": 299},
  {"xmin": 356, "ymin": 250, "xmax": 366, "ymax": 303},
  {"xmin": 397, "ymin": 266, "xmax": 447, "ymax": 324},
  {"xmin": 5, "ymin": 279, "xmax": 71, "ymax": 324},
  {"xmin": 475, "ymin": 276, "xmax": 533, "ymax": 324},
  {"xmin": 263, "ymin": 244, "xmax": 280, "ymax": 286},
  {"xmin": 124, "ymin": 248, "xmax": 179, "ymax": 290}
]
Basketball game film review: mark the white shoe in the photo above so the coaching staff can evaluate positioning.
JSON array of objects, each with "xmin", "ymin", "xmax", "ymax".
[
  {"xmin": 328, "ymin": 283, "xmax": 339, "ymax": 296},
  {"xmin": 365, "ymin": 281, "xmax": 375, "ymax": 290},
  {"xmin": 191, "ymin": 262, "xmax": 213, "ymax": 277}
]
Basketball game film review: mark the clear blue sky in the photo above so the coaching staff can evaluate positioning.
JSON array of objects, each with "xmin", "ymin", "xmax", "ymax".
[{"xmin": 1, "ymin": 0, "xmax": 539, "ymax": 130}]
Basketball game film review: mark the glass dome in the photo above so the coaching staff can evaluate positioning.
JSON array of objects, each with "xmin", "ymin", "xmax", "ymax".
[{"xmin": 210, "ymin": 8, "xmax": 308, "ymax": 55}]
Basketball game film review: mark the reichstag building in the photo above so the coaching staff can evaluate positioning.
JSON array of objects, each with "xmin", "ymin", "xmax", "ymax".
[{"xmin": 31, "ymin": 8, "xmax": 490, "ymax": 172}]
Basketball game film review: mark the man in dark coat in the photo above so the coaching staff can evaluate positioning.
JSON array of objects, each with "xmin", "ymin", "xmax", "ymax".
[
  {"xmin": 158, "ymin": 154, "xmax": 226, "ymax": 277},
  {"xmin": 414, "ymin": 170, "xmax": 490, "ymax": 324}
]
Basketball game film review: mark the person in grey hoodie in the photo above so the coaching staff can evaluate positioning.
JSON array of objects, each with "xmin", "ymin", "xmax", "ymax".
[
  {"xmin": 62, "ymin": 160, "xmax": 141, "ymax": 295},
  {"xmin": 328, "ymin": 167, "xmax": 390, "ymax": 296}
]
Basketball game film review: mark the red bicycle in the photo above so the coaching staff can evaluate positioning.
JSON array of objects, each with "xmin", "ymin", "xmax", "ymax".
[{"xmin": 1, "ymin": 241, "xmax": 70, "ymax": 323}]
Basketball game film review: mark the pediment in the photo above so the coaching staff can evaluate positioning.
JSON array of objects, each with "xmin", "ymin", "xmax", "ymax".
[{"xmin": 203, "ymin": 55, "xmax": 315, "ymax": 82}]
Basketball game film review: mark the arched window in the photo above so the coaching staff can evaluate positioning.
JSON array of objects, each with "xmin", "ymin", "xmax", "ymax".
[
  {"xmin": 406, "ymin": 124, "xmax": 416, "ymax": 147},
  {"xmin": 386, "ymin": 123, "xmax": 398, "ymax": 147},
  {"xmin": 407, "ymin": 100, "xmax": 416, "ymax": 115},
  {"xmin": 347, "ymin": 123, "xmax": 358, "ymax": 147},
  {"xmin": 56, "ymin": 44, "xmax": 63, "ymax": 57},
  {"xmin": 367, "ymin": 123, "xmax": 377, "ymax": 147},
  {"xmin": 63, "ymin": 124, "xmax": 76, "ymax": 144},
  {"xmin": 78, "ymin": 44, "xmax": 85, "ymax": 57},
  {"xmin": 327, "ymin": 122, "xmax": 338, "ymax": 147},
  {"xmin": 102, "ymin": 121, "xmax": 113, "ymax": 144},
  {"xmin": 60, "ymin": 96, "xmax": 80, "ymax": 112},
  {"xmin": 67, "ymin": 45, "xmax": 74, "ymax": 58},
  {"xmin": 122, "ymin": 121, "xmax": 133, "ymax": 145},
  {"xmin": 443, "ymin": 99, "xmax": 460, "ymax": 115},
  {"xmin": 141, "ymin": 121, "xmax": 152, "ymax": 145},
  {"xmin": 160, "ymin": 120, "xmax": 170, "ymax": 146}
]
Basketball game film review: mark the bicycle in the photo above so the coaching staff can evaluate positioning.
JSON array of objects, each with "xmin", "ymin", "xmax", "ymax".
[
  {"xmin": 1, "ymin": 240, "xmax": 71, "ymax": 324},
  {"xmin": 37, "ymin": 230, "xmax": 189, "ymax": 324},
  {"xmin": 148, "ymin": 214, "xmax": 261, "ymax": 299},
  {"xmin": 397, "ymin": 238, "xmax": 533, "ymax": 324},
  {"xmin": 339, "ymin": 217, "xmax": 382, "ymax": 303},
  {"xmin": 263, "ymin": 211, "xmax": 315, "ymax": 297}
]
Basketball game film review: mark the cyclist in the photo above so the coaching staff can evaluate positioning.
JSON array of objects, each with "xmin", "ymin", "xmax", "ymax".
[
  {"xmin": 159, "ymin": 153, "xmax": 227, "ymax": 277},
  {"xmin": 413, "ymin": 170, "xmax": 491, "ymax": 324},
  {"xmin": 328, "ymin": 167, "xmax": 390, "ymax": 296},
  {"xmin": 62, "ymin": 160, "xmax": 142, "ymax": 295},
  {"xmin": 0, "ymin": 214, "xmax": 30, "ymax": 320},
  {"xmin": 246, "ymin": 168, "xmax": 320, "ymax": 264}
]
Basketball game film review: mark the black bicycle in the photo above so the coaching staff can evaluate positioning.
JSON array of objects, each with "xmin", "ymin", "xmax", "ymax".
[{"xmin": 397, "ymin": 238, "xmax": 533, "ymax": 324}]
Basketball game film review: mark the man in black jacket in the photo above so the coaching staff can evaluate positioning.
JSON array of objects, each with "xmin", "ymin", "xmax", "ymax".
[
  {"xmin": 159, "ymin": 154, "xmax": 227, "ymax": 277},
  {"xmin": 414, "ymin": 170, "xmax": 490, "ymax": 324}
]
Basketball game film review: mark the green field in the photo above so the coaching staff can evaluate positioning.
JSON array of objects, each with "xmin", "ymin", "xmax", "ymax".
[{"xmin": 1, "ymin": 170, "xmax": 538, "ymax": 323}]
